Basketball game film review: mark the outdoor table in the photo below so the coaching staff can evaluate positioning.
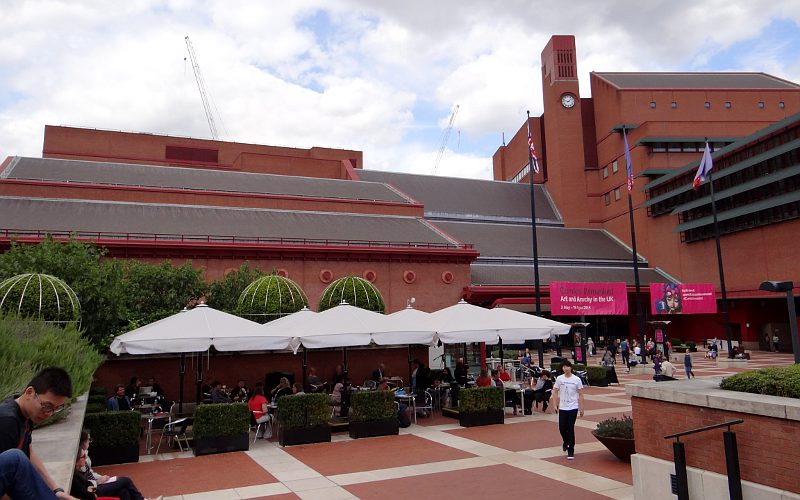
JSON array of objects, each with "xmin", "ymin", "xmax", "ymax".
[
  {"xmin": 394, "ymin": 392, "xmax": 417, "ymax": 423},
  {"xmin": 141, "ymin": 411, "xmax": 169, "ymax": 454}
]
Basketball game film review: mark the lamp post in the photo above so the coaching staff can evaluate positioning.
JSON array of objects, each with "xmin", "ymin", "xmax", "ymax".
[{"xmin": 759, "ymin": 281, "xmax": 799, "ymax": 364}]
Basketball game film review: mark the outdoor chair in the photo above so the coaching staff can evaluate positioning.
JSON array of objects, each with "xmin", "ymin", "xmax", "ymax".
[
  {"xmin": 415, "ymin": 389, "xmax": 434, "ymax": 422},
  {"xmin": 155, "ymin": 416, "xmax": 192, "ymax": 454},
  {"xmin": 250, "ymin": 411, "xmax": 272, "ymax": 443}
]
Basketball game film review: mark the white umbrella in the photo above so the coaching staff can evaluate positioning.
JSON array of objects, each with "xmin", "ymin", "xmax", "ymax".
[
  {"xmin": 260, "ymin": 303, "xmax": 379, "ymax": 352},
  {"xmin": 489, "ymin": 307, "xmax": 571, "ymax": 343},
  {"xmin": 429, "ymin": 300, "xmax": 505, "ymax": 344},
  {"xmin": 109, "ymin": 304, "xmax": 291, "ymax": 355},
  {"xmin": 371, "ymin": 306, "xmax": 437, "ymax": 346}
]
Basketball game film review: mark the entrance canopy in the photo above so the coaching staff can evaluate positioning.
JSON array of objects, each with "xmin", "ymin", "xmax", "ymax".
[{"xmin": 109, "ymin": 304, "xmax": 292, "ymax": 355}]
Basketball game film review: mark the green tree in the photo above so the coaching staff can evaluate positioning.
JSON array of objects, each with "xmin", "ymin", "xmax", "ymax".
[
  {"xmin": 206, "ymin": 264, "xmax": 265, "ymax": 314},
  {"xmin": 0, "ymin": 238, "xmax": 126, "ymax": 348},
  {"xmin": 121, "ymin": 260, "xmax": 208, "ymax": 327}
]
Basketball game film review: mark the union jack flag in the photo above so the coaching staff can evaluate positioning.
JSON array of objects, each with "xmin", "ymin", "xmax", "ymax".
[{"xmin": 527, "ymin": 119, "xmax": 540, "ymax": 174}]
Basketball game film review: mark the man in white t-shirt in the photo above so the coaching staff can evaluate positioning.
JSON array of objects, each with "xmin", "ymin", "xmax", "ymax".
[{"xmin": 550, "ymin": 359, "xmax": 585, "ymax": 460}]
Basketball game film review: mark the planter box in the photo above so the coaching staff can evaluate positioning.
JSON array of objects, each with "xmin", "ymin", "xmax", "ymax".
[
  {"xmin": 279, "ymin": 425, "xmax": 331, "ymax": 447},
  {"xmin": 592, "ymin": 431, "xmax": 635, "ymax": 462},
  {"xmin": 88, "ymin": 444, "xmax": 139, "ymax": 466},
  {"xmin": 459, "ymin": 409, "xmax": 504, "ymax": 427},
  {"xmin": 193, "ymin": 434, "xmax": 249, "ymax": 456},
  {"xmin": 349, "ymin": 418, "xmax": 399, "ymax": 439},
  {"xmin": 588, "ymin": 378, "xmax": 609, "ymax": 387}
]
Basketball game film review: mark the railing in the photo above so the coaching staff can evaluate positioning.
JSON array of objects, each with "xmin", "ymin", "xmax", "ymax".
[
  {"xmin": 664, "ymin": 419, "xmax": 744, "ymax": 500},
  {"xmin": 0, "ymin": 229, "xmax": 474, "ymax": 251}
]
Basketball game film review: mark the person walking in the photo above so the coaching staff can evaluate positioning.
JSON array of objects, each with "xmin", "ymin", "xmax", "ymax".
[
  {"xmin": 550, "ymin": 360, "xmax": 585, "ymax": 460},
  {"xmin": 684, "ymin": 352, "xmax": 694, "ymax": 379},
  {"xmin": 620, "ymin": 339, "xmax": 630, "ymax": 372}
]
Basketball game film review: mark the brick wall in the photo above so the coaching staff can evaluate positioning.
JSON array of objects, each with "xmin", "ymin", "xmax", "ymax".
[{"xmin": 632, "ymin": 396, "xmax": 800, "ymax": 493}]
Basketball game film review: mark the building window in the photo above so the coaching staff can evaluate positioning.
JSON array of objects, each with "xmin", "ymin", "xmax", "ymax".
[
  {"xmin": 614, "ymin": 188, "xmax": 621, "ymax": 200},
  {"xmin": 603, "ymin": 166, "xmax": 608, "ymax": 179},
  {"xmin": 779, "ymin": 101, "xmax": 785, "ymax": 109},
  {"xmin": 758, "ymin": 101, "xmax": 765, "ymax": 109},
  {"xmin": 604, "ymin": 193, "xmax": 611, "ymax": 205},
  {"xmin": 671, "ymin": 101, "xmax": 677, "ymax": 109},
  {"xmin": 704, "ymin": 101, "xmax": 711, "ymax": 109},
  {"xmin": 650, "ymin": 101, "xmax": 656, "ymax": 109},
  {"xmin": 652, "ymin": 142, "xmax": 667, "ymax": 153},
  {"xmin": 725, "ymin": 101, "xmax": 732, "ymax": 109},
  {"xmin": 612, "ymin": 160, "xmax": 619, "ymax": 173}
]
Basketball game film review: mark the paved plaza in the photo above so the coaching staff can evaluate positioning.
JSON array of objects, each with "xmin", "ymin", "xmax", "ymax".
[{"xmin": 95, "ymin": 351, "xmax": 795, "ymax": 500}]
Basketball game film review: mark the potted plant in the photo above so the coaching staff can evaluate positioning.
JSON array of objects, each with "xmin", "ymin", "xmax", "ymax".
[
  {"xmin": 349, "ymin": 390, "xmax": 398, "ymax": 438},
  {"xmin": 458, "ymin": 387, "xmax": 504, "ymax": 427},
  {"xmin": 83, "ymin": 411, "xmax": 140, "ymax": 466},
  {"xmin": 278, "ymin": 393, "xmax": 331, "ymax": 446},
  {"xmin": 193, "ymin": 402, "xmax": 250, "ymax": 456},
  {"xmin": 587, "ymin": 365, "xmax": 609, "ymax": 387},
  {"xmin": 592, "ymin": 416, "xmax": 635, "ymax": 462}
]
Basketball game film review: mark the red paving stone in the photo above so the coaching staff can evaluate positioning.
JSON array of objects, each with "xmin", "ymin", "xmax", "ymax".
[
  {"xmin": 344, "ymin": 463, "xmax": 608, "ymax": 499},
  {"xmin": 445, "ymin": 419, "xmax": 596, "ymax": 452},
  {"xmin": 580, "ymin": 411, "xmax": 632, "ymax": 423},
  {"xmin": 94, "ymin": 452, "xmax": 277, "ymax": 497},
  {"xmin": 581, "ymin": 398, "xmax": 630, "ymax": 411},
  {"xmin": 545, "ymin": 450, "xmax": 634, "ymax": 485},
  {"xmin": 285, "ymin": 434, "xmax": 475, "ymax": 475}
]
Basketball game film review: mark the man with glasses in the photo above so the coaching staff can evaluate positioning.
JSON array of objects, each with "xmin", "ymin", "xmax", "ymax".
[{"xmin": 0, "ymin": 367, "xmax": 77, "ymax": 499}]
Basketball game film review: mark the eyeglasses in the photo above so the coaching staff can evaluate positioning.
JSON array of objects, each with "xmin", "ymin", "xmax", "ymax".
[{"xmin": 34, "ymin": 393, "xmax": 65, "ymax": 415}]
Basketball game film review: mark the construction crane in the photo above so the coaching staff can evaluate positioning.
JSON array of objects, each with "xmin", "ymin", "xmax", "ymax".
[
  {"xmin": 432, "ymin": 105, "xmax": 459, "ymax": 174},
  {"xmin": 185, "ymin": 36, "xmax": 219, "ymax": 140}
]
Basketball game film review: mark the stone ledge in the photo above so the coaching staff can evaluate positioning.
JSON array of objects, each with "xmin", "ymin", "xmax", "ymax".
[
  {"xmin": 716, "ymin": 358, "xmax": 749, "ymax": 369},
  {"xmin": 35, "ymin": 391, "xmax": 88, "ymax": 490},
  {"xmin": 626, "ymin": 377, "xmax": 800, "ymax": 421}
]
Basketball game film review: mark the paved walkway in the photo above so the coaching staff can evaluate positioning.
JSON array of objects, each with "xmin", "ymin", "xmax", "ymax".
[{"xmin": 95, "ymin": 351, "xmax": 795, "ymax": 499}]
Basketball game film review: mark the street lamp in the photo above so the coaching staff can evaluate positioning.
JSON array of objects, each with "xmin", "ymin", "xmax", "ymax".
[{"xmin": 759, "ymin": 281, "xmax": 799, "ymax": 364}]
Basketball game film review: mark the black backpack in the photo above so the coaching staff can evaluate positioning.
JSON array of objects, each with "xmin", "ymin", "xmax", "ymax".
[{"xmin": 398, "ymin": 408, "xmax": 411, "ymax": 428}]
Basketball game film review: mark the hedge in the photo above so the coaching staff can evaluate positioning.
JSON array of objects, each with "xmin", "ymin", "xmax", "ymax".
[
  {"xmin": 83, "ymin": 411, "xmax": 141, "ymax": 448},
  {"xmin": 193, "ymin": 403, "xmax": 250, "ymax": 438},
  {"xmin": 350, "ymin": 390, "xmax": 395, "ymax": 422},
  {"xmin": 720, "ymin": 365, "xmax": 800, "ymax": 399},
  {"xmin": 277, "ymin": 393, "xmax": 330, "ymax": 430},
  {"xmin": 458, "ymin": 387, "xmax": 503, "ymax": 414},
  {"xmin": 587, "ymin": 365, "xmax": 608, "ymax": 383}
]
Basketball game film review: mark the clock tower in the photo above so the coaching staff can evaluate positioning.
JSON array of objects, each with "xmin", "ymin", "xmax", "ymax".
[{"xmin": 540, "ymin": 35, "xmax": 590, "ymax": 226}]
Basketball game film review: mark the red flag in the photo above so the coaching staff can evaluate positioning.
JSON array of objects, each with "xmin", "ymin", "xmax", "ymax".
[
  {"xmin": 527, "ymin": 120, "xmax": 540, "ymax": 174},
  {"xmin": 693, "ymin": 142, "xmax": 713, "ymax": 190}
]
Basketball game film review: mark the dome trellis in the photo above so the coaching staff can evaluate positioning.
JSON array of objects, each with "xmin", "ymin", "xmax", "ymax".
[
  {"xmin": 319, "ymin": 276, "xmax": 385, "ymax": 313},
  {"xmin": 0, "ymin": 273, "xmax": 81, "ymax": 326},
  {"xmin": 237, "ymin": 274, "xmax": 309, "ymax": 324}
]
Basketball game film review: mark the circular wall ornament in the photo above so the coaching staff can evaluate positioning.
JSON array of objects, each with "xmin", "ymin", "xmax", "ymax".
[
  {"xmin": 403, "ymin": 270, "xmax": 416, "ymax": 284},
  {"xmin": 441, "ymin": 271, "xmax": 454, "ymax": 284},
  {"xmin": 363, "ymin": 269, "xmax": 377, "ymax": 283},
  {"xmin": 319, "ymin": 269, "xmax": 334, "ymax": 284}
]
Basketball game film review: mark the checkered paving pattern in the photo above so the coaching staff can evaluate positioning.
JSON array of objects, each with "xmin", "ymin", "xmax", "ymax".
[{"xmin": 94, "ymin": 351, "xmax": 795, "ymax": 499}]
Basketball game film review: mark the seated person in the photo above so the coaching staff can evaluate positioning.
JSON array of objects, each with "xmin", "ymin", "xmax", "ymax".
[
  {"xmin": 655, "ymin": 358, "xmax": 677, "ymax": 381},
  {"xmin": 330, "ymin": 382, "xmax": 344, "ymax": 416},
  {"xmin": 371, "ymin": 363, "xmax": 386, "ymax": 382},
  {"xmin": 440, "ymin": 367, "xmax": 454, "ymax": 384},
  {"xmin": 306, "ymin": 366, "xmax": 323, "ymax": 392},
  {"xmin": 107, "ymin": 384, "xmax": 131, "ymax": 411},
  {"xmin": 230, "ymin": 379, "xmax": 249, "ymax": 402},
  {"xmin": 270, "ymin": 377, "xmax": 292, "ymax": 402},
  {"xmin": 291, "ymin": 382, "xmax": 304, "ymax": 395},
  {"xmin": 248, "ymin": 386, "xmax": 271, "ymax": 439},
  {"xmin": 210, "ymin": 382, "xmax": 231, "ymax": 403},
  {"xmin": 498, "ymin": 366, "xmax": 511, "ymax": 382},
  {"xmin": 0, "ymin": 449, "xmax": 61, "ymax": 499},
  {"xmin": 491, "ymin": 370, "xmax": 503, "ymax": 388},
  {"xmin": 475, "ymin": 368, "xmax": 492, "ymax": 387},
  {"xmin": 79, "ymin": 430, "xmax": 159, "ymax": 500},
  {"xmin": 70, "ymin": 449, "xmax": 97, "ymax": 500},
  {"xmin": 524, "ymin": 370, "xmax": 553, "ymax": 414},
  {"xmin": 454, "ymin": 359, "xmax": 469, "ymax": 386},
  {"xmin": 146, "ymin": 377, "xmax": 165, "ymax": 397},
  {"xmin": 125, "ymin": 377, "xmax": 142, "ymax": 400}
]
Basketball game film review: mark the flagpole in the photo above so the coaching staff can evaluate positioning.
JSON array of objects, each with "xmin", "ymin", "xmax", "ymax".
[
  {"xmin": 526, "ymin": 111, "xmax": 544, "ymax": 368},
  {"xmin": 622, "ymin": 127, "xmax": 647, "ymax": 364},
  {"xmin": 703, "ymin": 139, "xmax": 734, "ymax": 358}
]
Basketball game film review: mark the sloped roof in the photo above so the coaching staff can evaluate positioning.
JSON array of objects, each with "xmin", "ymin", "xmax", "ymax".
[
  {"xmin": 358, "ymin": 170, "xmax": 560, "ymax": 222},
  {"xmin": 471, "ymin": 264, "xmax": 667, "ymax": 286},
  {"xmin": 433, "ymin": 220, "xmax": 637, "ymax": 262},
  {"xmin": 594, "ymin": 72, "xmax": 799, "ymax": 90},
  {"xmin": 1, "ymin": 157, "xmax": 411, "ymax": 204},
  {"xmin": 0, "ymin": 197, "xmax": 456, "ymax": 246}
]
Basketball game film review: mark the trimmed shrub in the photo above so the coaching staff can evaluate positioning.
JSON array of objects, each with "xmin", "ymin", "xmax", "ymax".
[
  {"xmin": 193, "ymin": 403, "xmax": 250, "ymax": 439},
  {"xmin": 587, "ymin": 365, "xmax": 608, "ymax": 384},
  {"xmin": 550, "ymin": 362, "xmax": 562, "ymax": 374},
  {"xmin": 686, "ymin": 341, "xmax": 697, "ymax": 349},
  {"xmin": 720, "ymin": 365, "xmax": 800, "ymax": 399},
  {"xmin": 0, "ymin": 273, "xmax": 81, "ymax": 325},
  {"xmin": 458, "ymin": 387, "xmax": 504, "ymax": 414},
  {"xmin": 277, "ymin": 393, "xmax": 330, "ymax": 430},
  {"xmin": 85, "ymin": 403, "xmax": 107, "ymax": 414},
  {"xmin": 83, "ymin": 411, "xmax": 140, "ymax": 448},
  {"xmin": 88, "ymin": 394, "xmax": 107, "ymax": 405},
  {"xmin": 237, "ymin": 274, "xmax": 309, "ymax": 324},
  {"xmin": 0, "ymin": 314, "xmax": 103, "ymax": 401},
  {"xmin": 350, "ymin": 391, "xmax": 395, "ymax": 422},
  {"xmin": 595, "ymin": 416, "xmax": 634, "ymax": 439},
  {"xmin": 318, "ymin": 276, "xmax": 385, "ymax": 313},
  {"xmin": 669, "ymin": 338, "xmax": 682, "ymax": 347},
  {"xmin": 573, "ymin": 363, "xmax": 586, "ymax": 372}
]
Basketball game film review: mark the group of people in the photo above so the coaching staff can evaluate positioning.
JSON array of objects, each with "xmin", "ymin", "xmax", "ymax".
[
  {"xmin": 107, "ymin": 376, "xmax": 167, "ymax": 412},
  {"xmin": 0, "ymin": 367, "xmax": 162, "ymax": 499}
]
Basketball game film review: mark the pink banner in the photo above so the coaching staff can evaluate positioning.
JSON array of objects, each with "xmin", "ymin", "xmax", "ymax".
[
  {"xmin": 650, "ymin": 283, "xmax": 717, "ymax": 314},
  {"xmin": 550, "ymin": 282, "xmax": 629, "ymax": 316}
]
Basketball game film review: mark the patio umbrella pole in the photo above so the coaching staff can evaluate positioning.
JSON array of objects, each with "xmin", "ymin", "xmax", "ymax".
[
  {"xmin": 342, "ymin": 347, "xmax": 349, "ymax": 384},
  {"xmin": 407, "ymin": 344, "xmax": 413, "ymax": 388},
  {"xmin": 178, "ymin": 353, "xmax": 186, "ymax": 413},
  {"xmin": 499, "ymin": 338, "xmax": 503, "ymax": 373},
  {"xmin": 195, "ymin": 351, "xmax": 203, "ymax": 404},
  {"xmin": 302, "ymin": 346, "xmax": 308, "ymax": 390}
]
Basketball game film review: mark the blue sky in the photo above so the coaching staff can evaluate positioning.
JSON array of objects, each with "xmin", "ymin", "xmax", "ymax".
[{"xmin": 1, "ymin": 1, "xmax": 799, "ymax": 179}]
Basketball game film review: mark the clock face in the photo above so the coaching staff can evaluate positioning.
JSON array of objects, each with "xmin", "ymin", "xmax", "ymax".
[{"xmin": 561, "ymin": 94, "xmax": 576, "ymax": 108}]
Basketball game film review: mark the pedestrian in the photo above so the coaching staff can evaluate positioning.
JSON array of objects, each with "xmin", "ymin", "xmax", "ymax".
[
  {"xmin": 587, "ymin": 337, "xmax": 595, "ymax": 357},
  {"xmin": 620, "ymin": 339, "xmax": 630, "ymax": 372},
  {"xmin": 684, "ymin": 352, "xmax": 694, "ymax": 379},
  {"xmin": 550, "ymin": 359, "xmax": 584, "ymax": 460},
  {"xmin": 0, "ymin": 367, "xmax": 77, "ymax": 499}
]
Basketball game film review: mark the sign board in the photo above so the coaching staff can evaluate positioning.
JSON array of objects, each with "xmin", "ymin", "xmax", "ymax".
[
  {"xmin": 550, "ymin": 282, "xmax": 629, "ymax": 316},
  {"xmin": 650, "ymin": 283, "xmax": 717, "ymax": 315}
]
